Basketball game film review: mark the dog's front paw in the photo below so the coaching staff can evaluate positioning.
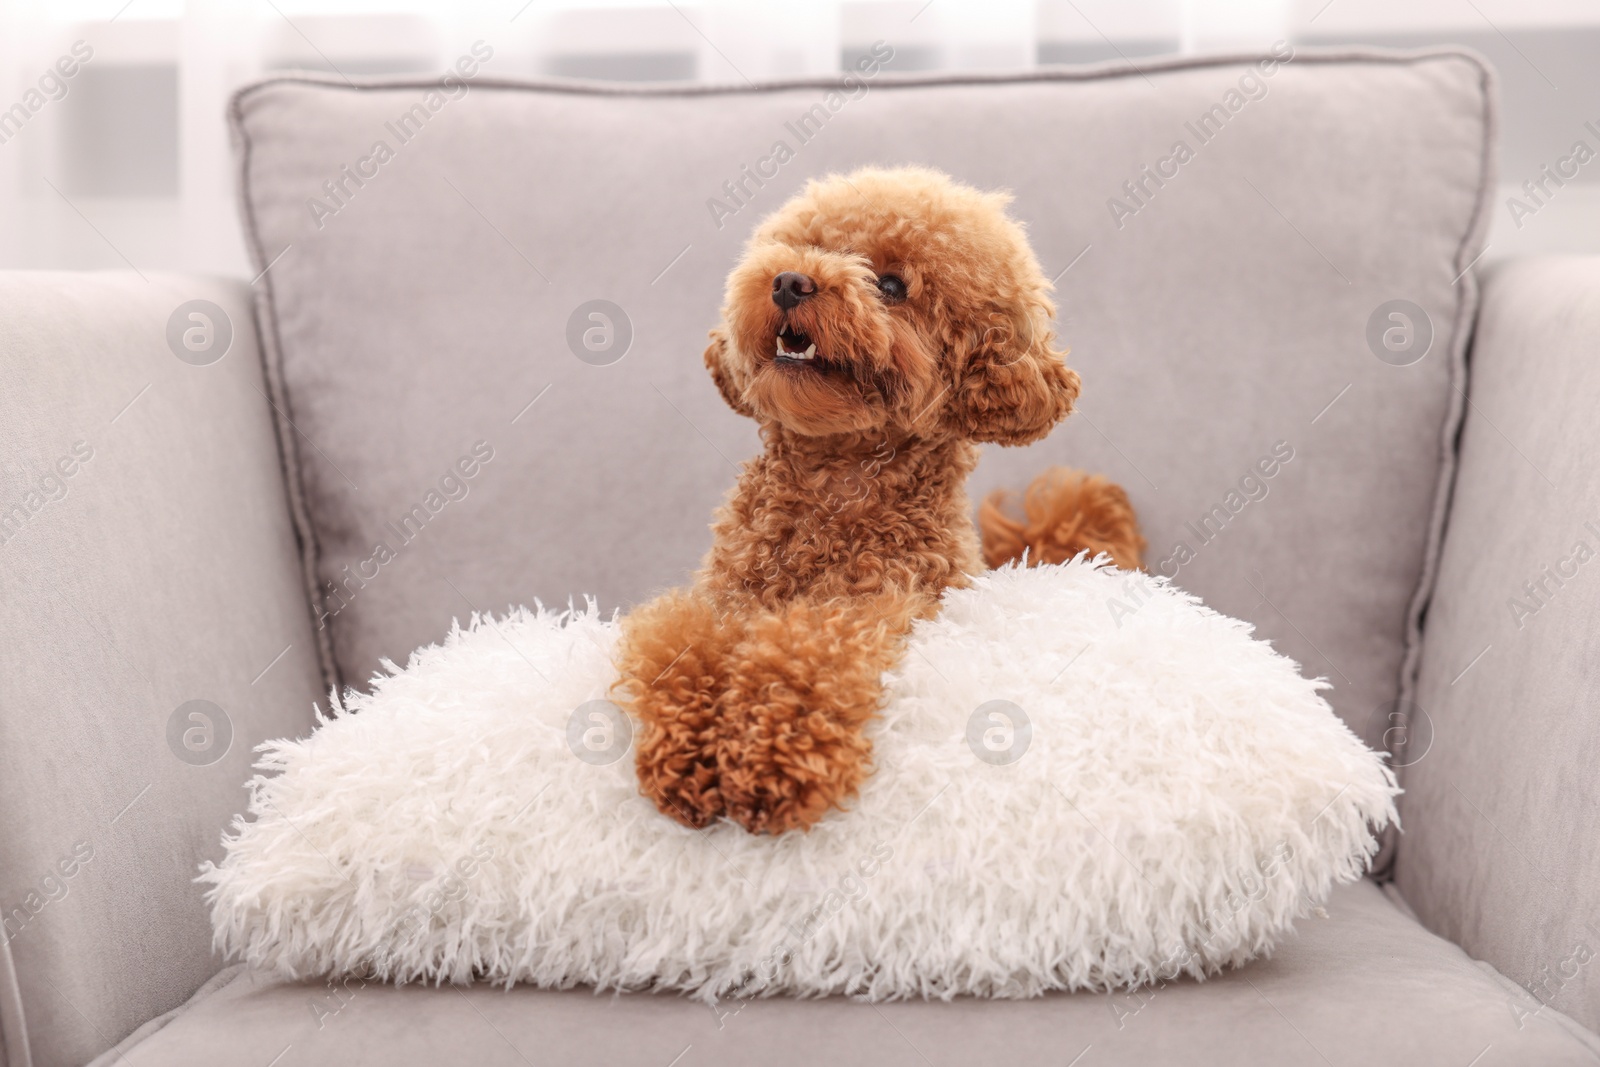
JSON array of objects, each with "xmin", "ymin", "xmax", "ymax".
[
  {"xmin": 615, "ymin": 591, "xmax": 732, "ymax": 830},
  {"xmin": 715, "ymin": 697, "xmax": 873, "ymax": 835},
  {"xmin": 714, "ymin": 595, "xmax": 911, "ymax": 834},
  {"xmin": 637, "ymin": 729, "xmax": 722, "ymax": 831}
]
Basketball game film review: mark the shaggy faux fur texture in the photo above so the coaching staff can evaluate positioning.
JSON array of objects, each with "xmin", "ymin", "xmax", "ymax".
[
  {"xmin": 202, "ymin": 560, "xmax": 1398, "ymax": 1000},
  {"xmin": 619, "ymin": 166, "xmax": 1144, "ymax": 835}
]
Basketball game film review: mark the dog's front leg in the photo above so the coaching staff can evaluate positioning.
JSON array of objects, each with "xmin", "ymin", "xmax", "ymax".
[
  {"xmin": 714, "ymin": 588, "xmax": 922, "ymax": 834},
  {"xmin": 617, "ymin": 586, "xmax": 922, "ymax": 834},
  {"xmin": 614, "ymin": 588, "xmax": 740, "ymax": 829}
]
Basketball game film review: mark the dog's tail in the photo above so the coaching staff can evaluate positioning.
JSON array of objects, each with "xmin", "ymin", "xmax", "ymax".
[{"xmin": 979, "ymin": 467, "xmax": 1146, "ymax": 571}]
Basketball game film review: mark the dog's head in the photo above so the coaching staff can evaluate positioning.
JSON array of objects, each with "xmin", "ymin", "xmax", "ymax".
[{"xmin": 706, "ymin": 166, "xmax": 1079, "ymax": 445}]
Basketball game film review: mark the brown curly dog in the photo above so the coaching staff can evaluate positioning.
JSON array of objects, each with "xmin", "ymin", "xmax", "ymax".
[{"xmin": 616, "ymin": 166, "xmax": 1144, "ymax": 835}]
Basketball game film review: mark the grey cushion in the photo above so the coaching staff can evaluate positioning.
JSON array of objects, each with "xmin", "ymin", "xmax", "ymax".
[
  {"xmin": 0, "ymin": 273, "xmax": 324, "ymax": 1067},
  {"xmin": 231, "ymin": 48, "xmax": 1493, "ymax": 755},
  {"xmin": 89, "ymin": 879, "xmax": 1600, "ymax": 1066},
  {"xmin": 1396, "ymin": 257, "xmax": 1600, "ymax": 1034}
]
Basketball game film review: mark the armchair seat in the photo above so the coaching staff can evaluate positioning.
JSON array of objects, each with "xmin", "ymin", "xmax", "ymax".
[{"xmin": 91, "ymin": 881, "xmax": 1600, "ymax": 1067}]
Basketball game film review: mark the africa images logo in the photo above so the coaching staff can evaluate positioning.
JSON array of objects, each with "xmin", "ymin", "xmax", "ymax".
[
  {"xmin": 1105, "ymin": 40, "xmax": 1294, "ymax": 230},
  {"xmin": 704, "ymin": 41, "xmax": 895, "ymax": 230},
  {"xmin": 304, "ymin": 41, "xmax": 494, "ymax": 230}
]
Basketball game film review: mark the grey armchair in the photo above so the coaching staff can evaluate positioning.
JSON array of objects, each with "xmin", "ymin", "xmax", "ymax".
[{"xmin": 2, "ymin": 47, "xmax": 1598, "ymax": 1066}]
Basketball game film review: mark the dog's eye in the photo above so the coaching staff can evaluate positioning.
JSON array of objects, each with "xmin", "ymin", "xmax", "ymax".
[{"xmin": 875, "ymin": 274, "xmax": 907, "ymax": 303}]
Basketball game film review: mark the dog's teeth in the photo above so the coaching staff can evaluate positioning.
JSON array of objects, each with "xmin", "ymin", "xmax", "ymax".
[{"xmin": 775, "ymin": 335, "xmax": 817, "ymax": 360}]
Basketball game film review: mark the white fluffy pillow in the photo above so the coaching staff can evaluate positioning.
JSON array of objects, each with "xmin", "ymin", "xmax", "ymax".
[{"xmin": 201, "ymin": 560, "xmax": 1397, "ymax": 999}]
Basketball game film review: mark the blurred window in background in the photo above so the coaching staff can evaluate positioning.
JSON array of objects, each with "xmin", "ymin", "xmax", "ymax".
[{"xmin": 0, "ymin": 0, "xmax": 1594, "ymax": 276}]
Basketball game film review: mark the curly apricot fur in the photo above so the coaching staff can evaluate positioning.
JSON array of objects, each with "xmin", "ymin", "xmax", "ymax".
[
  {"xmin": 980, "ymin": 468, "xmax": 1147, "ymax": 572},
  {"xmin": 615, "ymin": 167, "xmax": 1144, "ymax": 834}
]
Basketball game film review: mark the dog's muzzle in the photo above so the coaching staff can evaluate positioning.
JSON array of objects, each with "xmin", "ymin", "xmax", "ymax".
[{"xmin": 771, "ymin": 272, "xmax": 816, "ymax": 311}]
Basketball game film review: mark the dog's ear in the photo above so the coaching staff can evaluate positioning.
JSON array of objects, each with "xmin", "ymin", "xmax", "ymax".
[
  {"xmin": 945, "ymin": 296, "xmax": 1080, "ymax": 446},
  {"xmin": 704, "ymin": 327, "xmax": 758, "ymax": 419}
]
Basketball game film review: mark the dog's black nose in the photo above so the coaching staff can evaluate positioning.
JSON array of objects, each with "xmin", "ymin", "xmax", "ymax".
[{"xmin": 772, "ymin": 272, "xmax": 816, "ymax": 310}]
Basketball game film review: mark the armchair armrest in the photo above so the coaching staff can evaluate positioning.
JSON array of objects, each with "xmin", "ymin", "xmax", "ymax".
[
  {"xmin": 1397, "ymin": 256, "xmax": 1600, "ymax": 1034},
  {"xmin": 0, "ymin": 272, "xmax": 323, "ymax": 1067}
]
